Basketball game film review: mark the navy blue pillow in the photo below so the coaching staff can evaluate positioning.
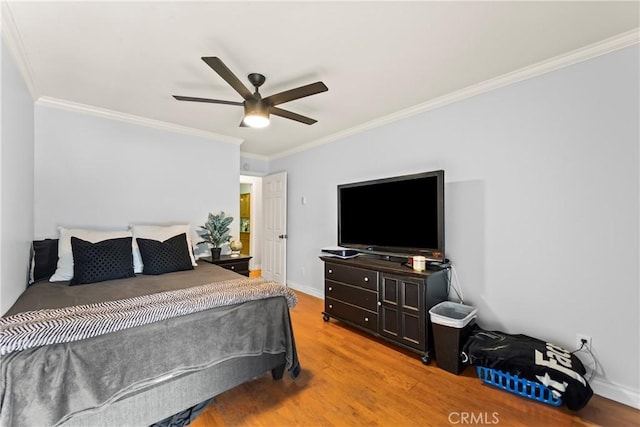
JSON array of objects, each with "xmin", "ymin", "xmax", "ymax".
[
  {"xmin": 136, "ymin": 233, "xmax": 194, "ymax": 275},
  {"xmin": 70, "ymin": 236, "xmax": 134, "ymax": 285}
]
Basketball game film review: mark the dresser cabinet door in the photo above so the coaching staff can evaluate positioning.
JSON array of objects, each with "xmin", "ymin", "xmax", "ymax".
[{"xmin": 379, "ymin": 274, "xmax": 425, "ymax": 351}]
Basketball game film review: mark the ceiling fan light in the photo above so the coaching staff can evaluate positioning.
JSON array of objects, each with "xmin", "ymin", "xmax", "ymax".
[
  {"xmin": 243, "ymin": 100, "xmax": 270, "ymax": 128},
  {"xmin": 244, "ymin": 113, "xmax": 270, "ymax": 128}
]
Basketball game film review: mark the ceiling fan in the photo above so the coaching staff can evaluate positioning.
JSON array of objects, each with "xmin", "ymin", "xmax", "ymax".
[{"xmin": 173, "ymin": 57, "xmax": 328, "ymax": 128}]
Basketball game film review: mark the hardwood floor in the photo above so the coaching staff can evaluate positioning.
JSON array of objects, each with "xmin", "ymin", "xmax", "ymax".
[{"xmin": 191, "ymin": 292, "xmax": 639, "ymax": 427}]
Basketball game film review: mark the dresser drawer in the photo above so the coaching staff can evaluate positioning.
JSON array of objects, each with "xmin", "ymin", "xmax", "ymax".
[
  {"xmin": 325, "ymin": 298, "xmax": 377, "ymax": 332},
  {"xmin": 325, "ymin": 281, "xmax": 378, "ymax": 312},
  {"xmin": 222, "ymin": 260, "xmax": 249, "ymax": 276},
  {"xmin": 201, "ymin": 255, "xmax": 251, "ymax": 277},
  {"xmin": 325, "ymin": 263, "xmax": 378, "ymax": 291}
]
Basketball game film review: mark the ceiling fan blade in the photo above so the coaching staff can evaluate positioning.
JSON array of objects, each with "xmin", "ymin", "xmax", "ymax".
[
  {"xmin": 201, "ymin": 57, "xmax": 253, "ymax": 100},
  {"xmin": 173, "ymin": 95, "xmax": 243, "ymax": 106},
  {"xmin": 270, "ymin": 107, "xmax": 318, "ymax": 125},
  {"xmin": 264, "ymin": 82, "xmax": 328, "ymax": 106}
]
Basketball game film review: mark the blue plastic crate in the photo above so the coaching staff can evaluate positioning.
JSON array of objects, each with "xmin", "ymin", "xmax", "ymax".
[{"xmin": 476, "ymin": 366, "xmax": 562, "ymax": 407}]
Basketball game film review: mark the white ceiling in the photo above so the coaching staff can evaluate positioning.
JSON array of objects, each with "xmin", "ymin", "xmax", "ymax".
[{"xmin": 3, "ymin": 1, "xmax": 639, "ymax": 158}]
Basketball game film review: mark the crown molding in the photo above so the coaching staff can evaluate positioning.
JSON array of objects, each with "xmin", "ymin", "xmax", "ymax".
[
  {"xmin": 36, "ymin": 96, "xmax": 244, "ymax": 145},
  {"xmin": 269, "ymin": 28, "xmax": 640, "ymax": 160},
  {"xmin": 1, "ymin": 1, "xmax": 39, "ymax": 100},
  {"xmin": 3, "ymin": 0, "xmax": 636, "ymax": 159},
  {"xmin": 239, "ymin": 151, "xmax": 270, "ymax": 161}
]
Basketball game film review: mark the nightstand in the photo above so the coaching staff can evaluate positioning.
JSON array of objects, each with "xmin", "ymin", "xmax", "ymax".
[{"xmin": 200, "ymin": 254, "xmax": 252, "ymax": 277}]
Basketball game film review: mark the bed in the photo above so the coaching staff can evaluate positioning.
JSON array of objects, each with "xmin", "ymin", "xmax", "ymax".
[{"xmin": 0, "ymin": 261, "xmax": 300, "ymax": 426}]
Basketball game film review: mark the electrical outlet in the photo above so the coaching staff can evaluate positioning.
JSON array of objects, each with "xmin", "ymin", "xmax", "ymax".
[{"xmin": 576, "ymin": 334, "xmax": 592, "ymax": 350}]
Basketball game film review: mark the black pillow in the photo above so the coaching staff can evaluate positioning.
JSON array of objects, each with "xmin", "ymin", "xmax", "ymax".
[
  {"xmin": 136, "ymin": 233, "xmax": 194, "ymax": 275},
  {"xmin": 29, "ymin": 239, "xmax": 59, "ymax": 284},
  {"xmin": 70, "ymin": 236, "xmax": 135, "ymax": 285}
]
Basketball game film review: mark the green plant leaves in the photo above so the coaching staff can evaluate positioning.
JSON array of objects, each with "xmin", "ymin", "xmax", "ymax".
[{"xmin": 199, "ymin": 211, "xmax": 234, "ymax": 248}]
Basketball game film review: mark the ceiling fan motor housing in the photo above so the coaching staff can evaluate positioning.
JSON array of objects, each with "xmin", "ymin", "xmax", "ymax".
[
  {"xmin": 243, "ymin": 97, "xmax": 270, "ymax": 128},
  {"xmin": 244, "ymin": 98, "xmax": 269, "ymax": 117}
]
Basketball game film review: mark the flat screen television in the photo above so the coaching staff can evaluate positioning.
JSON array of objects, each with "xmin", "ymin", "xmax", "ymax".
[{"xmin": 337, "ymin": 170, "xmax": 444, "ymax": 261}]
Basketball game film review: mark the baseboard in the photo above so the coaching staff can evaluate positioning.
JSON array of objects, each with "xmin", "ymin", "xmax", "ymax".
[
  {"xmin": 286, "ymin": 280, "xmax": 323, "ymax": 299},
  {"xmin": 590, "ymin": 377, "xmax": 640, "ymax": 409}
]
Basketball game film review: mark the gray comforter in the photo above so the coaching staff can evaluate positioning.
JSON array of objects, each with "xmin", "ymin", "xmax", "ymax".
[{"xmin": 0, "ymin": 263, "xmax": 299, "ymax": 426}]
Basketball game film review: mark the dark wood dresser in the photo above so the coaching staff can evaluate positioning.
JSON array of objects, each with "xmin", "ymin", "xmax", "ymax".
[{"xmin": 320, "ymin": 255, "xmax": 448, "ymax": 364}]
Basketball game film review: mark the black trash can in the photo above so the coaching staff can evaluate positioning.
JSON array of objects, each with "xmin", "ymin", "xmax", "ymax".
[{"xmin": 429, "ymin": 301, "xmax": 477, "ymax": 375}]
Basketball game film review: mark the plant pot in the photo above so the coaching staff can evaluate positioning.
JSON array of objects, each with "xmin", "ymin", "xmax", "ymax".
[{"xmin": 211, "ymin": 247, "xmax": 222, "ymax": 260}]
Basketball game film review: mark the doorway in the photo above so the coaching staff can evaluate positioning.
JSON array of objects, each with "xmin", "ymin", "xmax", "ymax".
[
  {"xmin": 239, "ymin": 184, "xmax": 251, "ymax": 255},
  {"xmin": 239, "ymin": 172, "xmax": 287, "ymax": 285},
  {"xmin": 239, "ymin": 175, "xmax": 262, "ymax": 276}
]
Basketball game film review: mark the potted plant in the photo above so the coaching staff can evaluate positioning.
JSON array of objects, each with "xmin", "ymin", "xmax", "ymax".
[{"xmin": 198, "ymin": 211, "xmax": 233, "ymax": 259}]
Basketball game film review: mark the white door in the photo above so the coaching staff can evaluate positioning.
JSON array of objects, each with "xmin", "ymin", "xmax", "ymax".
[{"xmin": 263, "ymin": 171, "xmax": 287, "ymax": 285}]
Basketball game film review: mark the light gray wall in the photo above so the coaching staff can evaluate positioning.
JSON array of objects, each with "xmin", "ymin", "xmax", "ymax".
[
  {"xmin": 240, "ymin": 154, "xmax": 269, "ymax": 176},
  {"xmin": 271, "ymin": 46, "xmax": 639, "ymax": 406},
  {"xmin": 34, "ymin": 106, "xmax": 241, "ymax": 253},
  {"xmin": 1, "ymin": 40, "xmax": 35, "ymax": 315}
]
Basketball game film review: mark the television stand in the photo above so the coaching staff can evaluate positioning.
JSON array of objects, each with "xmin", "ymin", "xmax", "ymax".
[{"xmin": 320, "ymin": 255, "xmax": 448, "ymax": 364}]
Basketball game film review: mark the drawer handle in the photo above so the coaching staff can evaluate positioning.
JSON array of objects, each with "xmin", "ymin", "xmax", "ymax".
[
  {"xmin": 377, "ymin": 301, "xmax": 382, "ymax": 306},
  {"xmin": 328, "ymin": 287, "xmax": 332, "ymax": 291},
  {"xmin": 328, "ymin": 269, "xmax": 333, "ymax": 274},
  {"xmin": 230, "ymin": 266, "xmax": 235, "ymax": 270},
  {"xmin": 329, "ymin": 304, "xmax": 333, "ymax": 309},
  {"xmin": 364, "ymin": 317, "xmax": 369, "ymax": 322},
  {"xmin": 364, "ymin": 277, "xmax": 369, "ymax": 282}
]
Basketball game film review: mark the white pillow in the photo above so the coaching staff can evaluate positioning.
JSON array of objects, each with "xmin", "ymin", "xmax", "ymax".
[
  {"xmin": 191, "ymin": 230, "xmax": 205, "ymax": 259},
  {"xmin": 50, "ymin": 227, "xmax": 133, "ymax": 282},
  {"xmin": 131, "ymin": 224, "xmax": 198, "ymax": 273}
]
